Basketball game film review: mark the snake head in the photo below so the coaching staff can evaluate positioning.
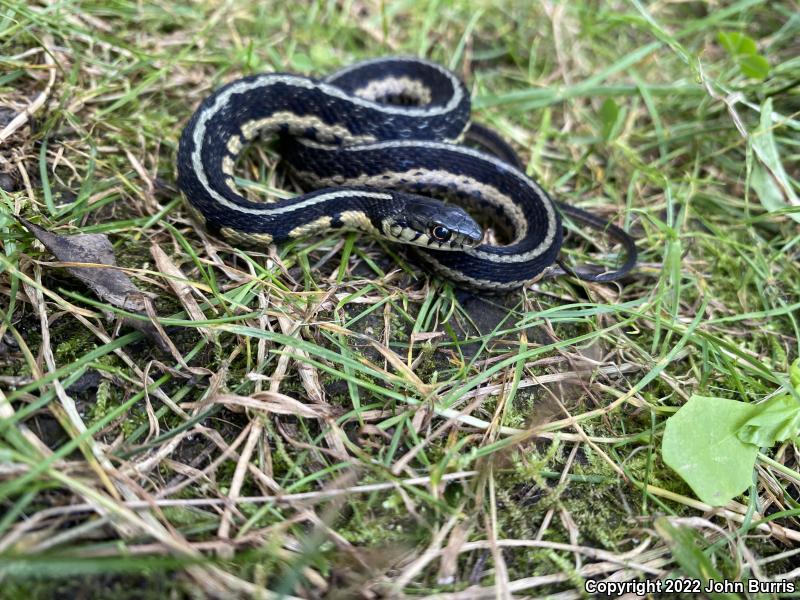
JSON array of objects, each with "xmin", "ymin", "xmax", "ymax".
[{"xmin": 383, "ymin": 195, "xmax": 483, "ymax": 250}]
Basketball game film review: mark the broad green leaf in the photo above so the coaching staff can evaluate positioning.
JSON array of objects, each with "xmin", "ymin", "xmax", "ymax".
[
  {"xmin": 662, "ymin": 396, "xmax": 757, "ymax": 506},
  {"xmin": 749, "ymin": 98, "xmax": 800, "ymax": 223},
  {"xmin": 655, "ymin": 518, "xmax": 740, "ymax": 600},
  {"xmin": 717, "ymin": 31, "xmax": 757, "ymax": 57},
  {"xmin": 738, "ymin": 54, "xmax": 770, "ymax": 79},
  {"xmin": 598, "ymin": 98, "xmax": 620, "ymax": 140},
  {"xmin": 737, "ymin": 394, "xmax": 800, "ymax": 446}
]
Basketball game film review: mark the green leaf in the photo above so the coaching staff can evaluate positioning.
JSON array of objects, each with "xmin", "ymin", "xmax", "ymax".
[
  {"xmin": 598, "ymin": 98, "xmax": 620, "ymax": 140},
  {"xmin": 738, "ymin": 54, "xmax": 770, "ymax": 79},
  {"xmin": 310, "ymin": 45, "xmax": 338, "ymax": 69},
  {"xmin": 749, "ymin": 98, "xmax": 800, "ymax": 223},
  {"xmin": 655, "ymin": 518, "xmax": 740, "ymax": 600},
  {"xmin": 790, "ymin": 358, "xmax": 800, "ymax": 390},
  {"xmin": 717, "ymin": 31, "xmax": 757, "ymax": 57},
  {"xmin": 289, "ymin": 52, "xmax": 315, "ymax": 72},
  {"xmin": 717, "ymin": 30, "xmax": 770, "ymax": 80},
  {"xmin": 737, "ymin": 394, "xmax": 800, "ymax": 446},
  {"xmin": 0, "ymin": 204, "xmax": 13, "ymax": 229},
  {"xmin": 662, "ymin": 396, "xmax": 757, "ymax": 506}
]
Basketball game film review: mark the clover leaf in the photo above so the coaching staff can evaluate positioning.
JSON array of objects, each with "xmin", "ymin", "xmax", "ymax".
[{"xmin": 717, "ymin": 31, "xmax": 770, "ymax": 80}]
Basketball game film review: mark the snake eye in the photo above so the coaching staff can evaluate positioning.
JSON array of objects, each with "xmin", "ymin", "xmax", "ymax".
[{"xmin": 430, "ymin": 225, "xmax": 452, "ymax": 243}]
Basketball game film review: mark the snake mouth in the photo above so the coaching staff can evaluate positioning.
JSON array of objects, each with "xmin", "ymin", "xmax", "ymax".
[
  {"xmin": 433, "ymin": 217, "xmax": 482, "ymax": 249},
  {"xmin": 383, "ymin": 219, "xmax": 483, "ymax": 250}
]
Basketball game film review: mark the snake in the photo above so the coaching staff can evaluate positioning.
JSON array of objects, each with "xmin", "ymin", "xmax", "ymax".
[{"xmin": 177, "ymin": 56, "xmax": 637, "ymax": 291}]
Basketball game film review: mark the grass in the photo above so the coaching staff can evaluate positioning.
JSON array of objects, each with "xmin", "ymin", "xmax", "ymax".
[{"xmin": 1, "ymin": 0, "xmax": 799, "ymax": 597}]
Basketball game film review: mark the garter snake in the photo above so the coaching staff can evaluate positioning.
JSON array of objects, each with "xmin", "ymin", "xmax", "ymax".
[{"xmin": 177, "ymin": 56, "xmax": 636, "ymax": 290}]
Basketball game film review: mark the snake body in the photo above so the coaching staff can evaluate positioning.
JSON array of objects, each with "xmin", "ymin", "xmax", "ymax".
[{"xmin": 177, "ymin": 56, "xmax": 634, "ymax": 290}]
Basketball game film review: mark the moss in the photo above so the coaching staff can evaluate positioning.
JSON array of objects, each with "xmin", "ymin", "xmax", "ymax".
[
  {"xmin": 411, "ymin": 341, "xmax": 439, "ymax": 382},
  {"xmin": 337, "ymin": 495, "xmax": 431, "ymax": 547},
  {"xmin": 53, "ymin": 327, "xmax": 96, "ymax": 365},
  {"xmin": 1, "ymin": 572, "xmax": 189, "ymax": 600},
  {"xmin": 387, "ymin": 309, "xmax": 410, "ymax": 342},
  {"xmin": 89, "ymin": 379, "xmax": 111, "ymax": 421}
]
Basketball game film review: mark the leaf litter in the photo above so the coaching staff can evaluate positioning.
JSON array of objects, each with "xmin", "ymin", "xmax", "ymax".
[{"xmin": 17, "ymin": 216, "xmax": 168, "ymax": 351}]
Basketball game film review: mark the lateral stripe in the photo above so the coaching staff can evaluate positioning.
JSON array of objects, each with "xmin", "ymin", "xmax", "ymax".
[
  {"xmin": 178, "ymin": 56, "xmax": 565, "ymax": 289},
  {"xmin": 341, "ymin": 140, "xmax": 558, "ymax": 261}
]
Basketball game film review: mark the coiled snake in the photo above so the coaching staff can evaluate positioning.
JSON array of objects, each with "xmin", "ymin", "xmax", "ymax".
[{"xmin": 177, "ymin": 56, "xmax": 636, "ymax": 291}]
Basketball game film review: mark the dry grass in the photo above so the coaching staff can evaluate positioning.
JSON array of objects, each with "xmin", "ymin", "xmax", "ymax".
[{"xmin": 1, "ymin": 0, "xmax": 799, "ymax": 598}]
